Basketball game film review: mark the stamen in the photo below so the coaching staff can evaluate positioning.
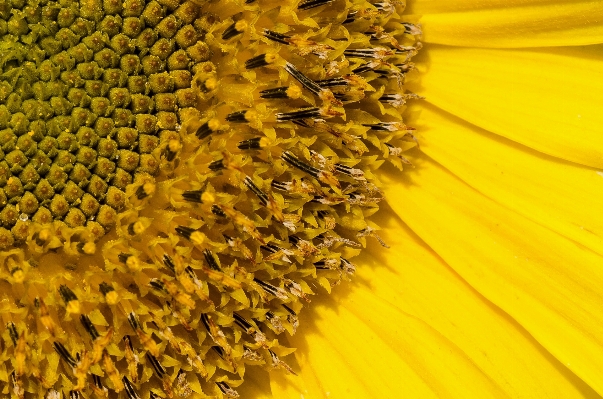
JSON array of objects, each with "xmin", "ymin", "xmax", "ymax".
[
  {"xmin": 245, "ymin": 53, "xmax": 278, "ymax": 69},
  {"xmin": 276, "ymin": 108, "xmax": 321, "ymax": 121},
  {"xmin": 298, "ymin": 0, "xmax": 335, "ymax": 10},
  {"xmin": 284, "ymin": 62, "xmax": 323, "ymax": 96},
  {"xmin": 53, "ymin": 342, "xmax": 77, "ymax": 367},
  {"xmin": 146, "ymin": 353, "xmax": 167, "ymax": 378},
  {"xmin": 79, "ymin": 314, "xmax": 100, "ymax": 340},
  {"xmin": 238, "ymin": 137, "xmax": 263, "ymax": 150},
  {"xmin": 123, "ymin": 376, "xmax": 141, "ymax": 399},
  {"xmin": 263, "ymin": 29, "xmax": 291, "ymax": 45},
  {"xmin": 222, "ymin": 20, "xmax": 247, "ymax": 40},
  {"xmin": 203, "ymin": 250, "xmax": 221, "ymax": 271},
  {"xmin": 244, "ymin": 176, "xmax": 269, "ymax": 206}
]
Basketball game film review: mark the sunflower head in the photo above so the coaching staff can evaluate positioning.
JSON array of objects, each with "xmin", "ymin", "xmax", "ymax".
[{"xmin": 0, "ymin": 0, "xmax": 420, "ymax": 397}]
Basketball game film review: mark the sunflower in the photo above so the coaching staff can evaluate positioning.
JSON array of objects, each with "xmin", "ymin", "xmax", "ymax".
[
  {"xmin": 1, "ymin": 0, "xmax": 601, "ymax": 398},
  {"xmin": 240, "ymin": 1, "xmax": 603, "ymax": 398}
]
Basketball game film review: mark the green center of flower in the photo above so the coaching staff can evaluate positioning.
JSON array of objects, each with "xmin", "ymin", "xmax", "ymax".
[{"xmin": 0, "ymin": 0, "xmax": 207, "ymax": 247}]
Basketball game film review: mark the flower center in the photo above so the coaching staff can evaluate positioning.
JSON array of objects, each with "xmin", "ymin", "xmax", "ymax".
[{"xmin": 0, "ymin": 0, "xmax": 421, "ymax": 397}]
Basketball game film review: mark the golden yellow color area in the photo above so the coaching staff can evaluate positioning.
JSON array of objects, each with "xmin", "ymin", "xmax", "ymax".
[{"xmin": 0, "ymin": 0, "xmax": 421, "ymax": 397}]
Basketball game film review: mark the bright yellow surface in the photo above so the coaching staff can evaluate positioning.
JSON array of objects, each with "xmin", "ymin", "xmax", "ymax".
[
  {"xmin": 408, "ymin": 1, "xmax": 603, "ymax": 47},
  {"xmin": 408, "ymin": 45, "xmax": 603, "ymax": 168}
]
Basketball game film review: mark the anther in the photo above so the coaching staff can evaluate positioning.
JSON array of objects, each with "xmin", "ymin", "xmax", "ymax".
[
  {"xmin": 182, "ymin": 190, "xmax": 205, "ymax": 203},
  {"xmin": 344, "ymin": 47, "xmax": 394, "ymax": 59},
  {"xmin": 127, "ymin": 312, "xmax": 141, "ymax": 330},
  {"xmin": 259, "ymin": 85, "xmax": 302, "ymax": 99},
  {"xmin": 243, "ymin": 176, "xmax": 269, "ymax": 206},
  {"xmin": 208, "ymin": 159, "xmax": 225, "ymax": 171},
  {"xmin": 123, "ymin": 376, "xmax": 141, "ymax": 399},
  {"xmin": 281, "ymin": 151, "xmax": 320, "ymax": 178},
  {"xmin": 211, "ymin": 204, "xmax": 227, "ymax": 217},
  {"xmin": 222, "ymin": 20, "xmax": 248, "ymax": 40},
  {"xmin": 53, "ymin": 342, "xmax": 77, "ymax": 367},
  {"xmin": 298, "ymin": 0, "xmax": 335, "ymax": 10},
  {"xmin": 203, "ymin": 250, "xmax": 221, "ymax": 271},
  {"xmin": 7, "ymin": 322, "xmax": 18, "ymax": 345},
  {"xmin": 80, "ymin": 314, "xmax": 100, "ymax": 340},
  {"xmin": 237, "ymin": 137, "xmax": 263, "ymax": 150},
  {"xmin": 343, "ymin": 10, "xmax": 357, "ymax": 24},
  {"xmin": 195, "ymin": 118, "xmax": 220, "ymax": 140},
  {"xmin": 253, "ymin": 278, "xmax": 288, "ymax": 300},
  {"xmin": 216, "ymin": 381, "xmax": 239, "ymax": 398},
  {"xmin": 175, "ymin": 225, "xmax": 196, "ymax": 240},
  {"xmin": 69, "ymin": 391, "xmax": 80, "ymax": 399},
  {"xmin": 149, "ymin": 279, "xmax": 167, "ymax": 292},
  {"xmin": 276, "ymin": 108, "xmax": 321, "ymax": 122},
  {"xmin": 146, "ymin": 353, "xmax": 166, "ymax": 378},
  {"xmin": 166, "ymin": 139, "xmax": 181, "ymax": 161},
  {"xmin": 135, "ymin": 182, "xmax": 156, "ymax": 199},
  {"xmin": 284, "ymin": 62, "xmax": 322, "ymax": 96},
  {"xmin": 163, "ymin": 254, "xmax": 175, "ymax": 272},
  {"xmin": 263, "ymin": 29, "xmax": 291, "ymax": 45},
  {"xmin": 225, "ymin": 110, "xmax": 251, "ymax": 123},
  {"xmin": 316, "ymin": 77, "xmax": 348, "ymax": 88},
  {"xmin": 245, "ymin": 53, "xmax": 277, "ymax": 70},
  {"xmin": 335, "ymin": 164, "xmax": 365, "ymax": 180}
]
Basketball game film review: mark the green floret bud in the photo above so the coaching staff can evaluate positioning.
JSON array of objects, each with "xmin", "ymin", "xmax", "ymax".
[
  {"xmin": 0, "ymin": 227, "xmax": 13, "ymax": 249},
  {"xmin": 64, "ymin": 207, "xmax": 86, "ymax": 227},
  {"xmin": 175, "ymin": 88, "xmax": 197, "ymax": 108},
  {"xmin": 38, "ymin": 136, "xmax": 58, "ymax": 157},
  {"xmin": 117, "ymin": 150, "xmax": 139, "ymax": 172},
  {"xmin": 69, "ymin": 163, "xmax": 91, "ymax": 185},
  {"xmin": 123, "ymin": 0, "xmax": 144, "ymax": 17},
  {"xmin": 112, "ymin": 108, "xmax": 134, "ymax": 127},
  {"xmin": 19, "ymin": 165, "xmax": 40, "ymax": 190},
  {"xmin": 6, "ymin": 93, "xmax": 22, "ymax": 114},
  {"xmin": 85, "ymin": 81, "xmax": 109, "ymax": 98},
  {"xmin": 136, "ymin": 27, "xmax": 158, "ymax": 49},
  {"xmin": 39, "ymin": 37, "xmax": 62, "ymax": 56},
  {"xmin": 149, "ymin": 72, "xmax": 173, "ymax": 94},
  {"xmin": 55, "ymin": 29, "xmax": 79, "ymax": 48},
  {"xmin": 0, "ymin": 162, "xmax": 9, "ymax": 186},
  {"xmin": 76, "ymin": 127, "xmax": 99, "ymax": 147},
  {"xmin": 135, "ymin": 114, "xmax": 157, "ymax": 134},
  {"xmin": 139, "ymin": 134, "xmax": 159, "ymax": 154},
  {"xmin": 18, "ymin": 191, "xmax": 38, "ymax": 215},
  {"xmin": 0, "ymin": 129, "xmax": 16, "ymax": 152},
  {"xmin": 173, "ymin": 2, "xmax": 198, "ymax": 24},
  {"xmin": 120, "ymin": 55, "xmax": 142, "ymax": 75},
  {"xmin": 76, "ymin": 146, "xmax": 98, "ymax": 166},
  {"xmin": 111, "ymin": 34, "xmax": 134, "ymax": 55},
  {"xmin": 156, "ymin": 111, "xmax": 177, "ymax": 130},
  {"xmin": 154, "ymin": 93, "xmax": 176, "ymax": 112},
  {"xmin": 6, "ymin": 150, "xmax": 27, "ymax": 173},
  {"xmin": 67, "ymin": 43, "xmax": 94, "ymax": 64},
  {"xmin": 97, "ymin": 138, "xmax": 118, "ymax": 158},
  {"xmin": 186, "ymin": 41, "xmax": 211, "ymax": 63},
  {"xmin": 116, "ymin": 127, "xmax": 138, "ymax": 148},
  {"xmin": 9, "ymin": 113, "xmax": 28, "ymax": 135},
  {"xmin": 32, "ymin": 207, "xmax": 52, "ymax": 224},
  {"xmin": 68, "ymin": 88, "xmax": 92, "ymax": 108},
  {"xmin": 103, "ymin": 69, "xmax": 128, "ymax": 88},
  {"xmin": 111, "ymin": 167, "xmax": 132, "ymax": 190},
  {"xmin": 63, "ymin": 181, "xmax": 84, "ymax": 203},
  {"xmin": 167, "ymin": 49, "xmax": 189, "ymax": 70},
  {"xmin": 109, "ymin": 88, "xmax": 131, "ymax": 107},
  {"xmin": 156, "ymin": 14, "xmax": 180, "ymax": 38},
  {"xmin": 90, "ymin": 97, "xmax": 113, "ymax": 117},
  {"xmin": 71, "ymin": 107, "xmax": 96, "ymax": 129},
  {"xmin": 5, "ymin": 178, "xmax": 23, "ymax": 200},
  {"xmin": 57, "ymin": 6, "xmax": 77, "ymax": 28},
  {"xmin": 79, "ymin": 193, "xmax": 100, "ymax": 217},
  {"xmin": 94, "ymin": 157, "xmax": 116, "ymax": 178},
  {"xmin": 16, "ymin": 134, "xmax": 36, "ymax": 157},
  {"xmin": 0, "ymin": 82, "xmax": 12, "ymax": 102},
  {"xmin": 57, "ymin": 132, "xmax": 78, "ymax": 152},
  {"xmin": 33, "ymin": 179, "xmax": 55, "ymax": 202},
  {"xmin": 60, "ymin": 70, "xmax": 85, "ymax": 88},
  {"xmin": 123, "ymin": 17, "xmax": 143, "ymax": 38},
  {"xmin": 55, "ymin": 151, "xmax": 76, "ymax": 171},
  {"xmin": 96, "ymin": 205, "xmax": 117, "ymax": 227},
  {"xmin": 105, "ymin": 186, "xmax": 125, "ymax": 209},
  {"xmin": 50, "ymin": 97, "xmax": 73, "ymax": 116},
  {"xmin": 94, "ymin": 48, "xmax": 119, "ymax": 69},
  {"xmin": 142, "ymin": 1, "xmax": 163, "ymax": 26},
  {"xmin": 77, "ymin": 62, "xmax": 104, "ymax": 80},
  {"xmin": 94, "ymin": 118, "xmax": 115, "ymax": 138},
  {"xmin": 99, "ymin": 15, "xmax": 123, "ymax": 37},
  {"xmin": 170, "ymin": 70, "xmax": 192, "ymax": 89},
  {"xmin": 138, "ymin": 153, "xmax": 158, "ymax": 175},
  {"xmin": 28, "ymin": 121, "xmax": 46, "ymax": 141},
  {"xmin": 127, "ymin": 75, "xmax": 147, "ymax": 94},
  {"xmin": 157, "ymin": 0, "xmax": 180, "ymax": 12},
  {"xmin": 50, "ymin": 194, "xmax": 69, "ymax": 218},
  {"xmin": 174, "ymin": 25, "xmax": 198, "ymax": 49},
  {"xmin": 88, "ymin": 174, "xmax": 109, "ymax": 198},
  {"xmin": 141, "ymin": 55, "xmax": 164, "ymax": 75},
  {"xmin": 0, "ymin": 204, "xmax": 18, "ymax": 227},
  {"xmin": 46, "ymin": 164, "xmax": 68, "ymax": 188},
  {"xmin": 103, "ymin": 0, "xmax": 123, "ymax": 15},
  {"xmin": 0, "ymin": 189, "xmax": 6, "ymax": 208},
  {"xmin": 131, "ymin": 94, "xmax": 154, "ymax": 114}
]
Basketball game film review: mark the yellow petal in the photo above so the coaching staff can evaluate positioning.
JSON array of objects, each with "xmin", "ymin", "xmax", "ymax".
[
  {"xmin": 410, "ymin": 1, "xmax": 603, "ymax": 48},
  {"xmin": 408, "ymin": 103, "xmax": 603, "ymax": 256},
  {"xmin": 268, "ymin": 212, "xmax": 598, "ymax": 398},
  {"xmin": 383, "ymin": 157, "xmax": 603, "ymax": 396},
  {"xmin": 407, "ymin": 45, "xmax": 603, "ymax": 168}
]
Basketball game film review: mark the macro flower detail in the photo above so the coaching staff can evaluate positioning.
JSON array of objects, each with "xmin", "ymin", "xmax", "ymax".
[{"xmin": 0, "ymin": 0, "xmax": 420, "ymax": 397}]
